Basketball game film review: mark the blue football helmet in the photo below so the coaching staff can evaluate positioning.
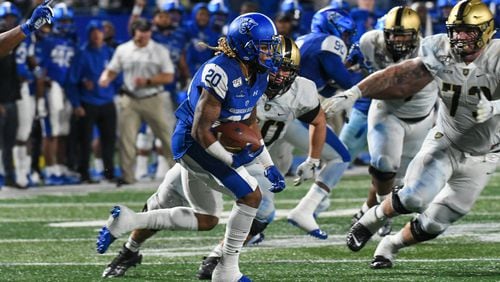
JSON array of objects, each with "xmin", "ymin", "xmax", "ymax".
[
  {"xmin": 329, "ymin": 0, "xmax": 350, "ymax": 11},
  {"xmin": 280, "ymin": 0, "xmax": 302, "ymax": 22},
  {"xmin": 161, "ymin": 0, "xmax": 185, "ymax": 13},
  {"xmin": 226, "ymin": 13, "xmax": 282, "ymax": 72},
  {"xmin": 208, "ymin": 0, "xmax": 230, "ymax": 15},
  {"xmin": 0, "ymin": 2, "xmax": 21, "ymax": 19},
  {"xmin": 0, "ymin": 1, "xmax": 21, "ymax": 30},
  {"xmin": 53, "ymin": 3, "xmax": 75, "ymax": 34},
  {"xmin": 311, "ymin": 7, "xmax": 356, "ymax": 43}
]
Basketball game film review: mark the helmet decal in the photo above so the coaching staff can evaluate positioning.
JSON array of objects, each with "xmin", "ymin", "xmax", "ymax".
[{"xmin": 239, "ymin": 18, "xmax": 258, "ymax": 34}]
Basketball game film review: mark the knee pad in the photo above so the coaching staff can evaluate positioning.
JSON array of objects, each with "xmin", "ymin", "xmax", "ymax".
[
  {"xmin": 369, "ymin": 166, "xmax": 396, "ymax": 182},
  {"xmin": 391, "ymin": 186, "xmax": 412, "ymax": 215},
  {"xmin": 249, "ymin": 219, "xmax": 269, "ymax": 237},
  {"xmin": 410, "ymin": 217, "xmax": 440, "ymax": 242}
]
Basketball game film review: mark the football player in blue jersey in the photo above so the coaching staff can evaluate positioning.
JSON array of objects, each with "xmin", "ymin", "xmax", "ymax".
[
  {"xmin": 185, "ymin": 3, "xmax": 219, "ymax": 79},
  {"xmin": 38, "ymin": 2, "xmax": 79, "ymax": 185},
  {"xmin": 287, "ymin": 6, "xmax": 364, "ymax": 239},
  {"xmin": 96, "ymin": 13, "xmax": 284, "ymax": 281},
  {"xmin": 208, "ymin": 0, "xmax": 230, "ymax": 35},
  {"xmin": 0, "ymin": 0, "xmax": 52, "ymax": 58}
]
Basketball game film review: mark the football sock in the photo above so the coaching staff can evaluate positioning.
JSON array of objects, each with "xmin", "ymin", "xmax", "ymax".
[
  {"xmin": 220, "ymin": 203, "xmax": 257, "ymax": 270},
  {"xmin": 294, "ymin": 184, "xmax": 328, "ymax": 215},
  {"xmin": 359, "ymin": 205, "xmax": 387, "ymax": 234},
  {"xmin": 125, "ymin": 237, "xmax": 141, "ymax": 252},
  {"xmin": 208, "ymin": 242, "xmax": 223, "ymax": 258}
]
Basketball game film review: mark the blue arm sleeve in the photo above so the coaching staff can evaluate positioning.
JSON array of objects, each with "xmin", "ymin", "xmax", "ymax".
[
  {"xmin": 318, "ymin": 51, "xmax": 363, "ymax": 91},
  {"xmin": 65, "ymin": 51, "xmax": 83, "ymax": 108}
]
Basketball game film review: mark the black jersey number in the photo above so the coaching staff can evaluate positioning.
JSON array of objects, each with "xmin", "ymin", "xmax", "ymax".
[
  {"xmin": 260, "ymin": 120, "xmax": 286, "ymax": 146},
  {"xmin": 442, "ymin": 82, "xmax": 491, "ymax": 117},
  {"xmin": 204, "ymin": 69, "xmax": 222, "ymax": 87}
]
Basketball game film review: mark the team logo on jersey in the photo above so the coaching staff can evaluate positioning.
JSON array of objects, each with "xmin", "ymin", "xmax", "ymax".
[
  {"xmin": 264, "ymin": 104, "xmax": 271, "ymax": 111},
  {"xmin": 462, "ymin": 69, "xmax": 469, "ymax": 76},
  {"xmin": 239, "ymin": 18, "xmax": 258, "ymax": 34},
  {"xmin": 252, "ymin": 90, "xmax": 259, "ymax": 96},
  {"xmin": 434, "ymin": 132, "xmax": 443, "ymax": 139},
  {"xmin": 245, "ymin": 100, "xmax": 250, "ymax": 106},
  {"xmin": 232, "ymin": 77, "xmax": 242, "ymax": 88}
]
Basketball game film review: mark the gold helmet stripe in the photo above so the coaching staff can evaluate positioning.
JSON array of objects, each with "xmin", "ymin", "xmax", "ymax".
[{"xmin": 394, "ymin": 6, "xmax": 404, "ymax": 28}]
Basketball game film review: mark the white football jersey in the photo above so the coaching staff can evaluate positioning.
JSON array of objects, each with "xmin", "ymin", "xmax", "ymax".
[
  {"xmin": 256, "ymin": 76, "xmax": 320, "ymax": 146},
  {"xmin": 360, "ymin": 30, "xmax": 437, "ymax": 119},
  {"xmin": 419, "ymin": 34, "xmax": 500, "ymax": 154}
]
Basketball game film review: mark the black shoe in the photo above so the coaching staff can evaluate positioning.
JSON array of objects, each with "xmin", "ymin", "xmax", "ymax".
[
  {"xmin": 351, "ymin": 209, "xmax": 364, "ymax": 226},
  {"xmin": 196, "ymin": 256, "xmax": 220, "ymax": 280},
  {"xmin": 102, "ymin": 245, "xmax": 143, "ymax": 278},
  {"xmin": 370, "ymin": 255, "xmax": 393, "ymax": 269},
  {"xmin": 346, "ymin": 222, "xmax": 374, "ymax": 252},
  {"xmin": 115, "ymin": 178, "xmax": 132, "ymax": 187}
]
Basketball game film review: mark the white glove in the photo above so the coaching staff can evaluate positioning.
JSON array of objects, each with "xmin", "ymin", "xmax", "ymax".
[
  {"xmin": 322, "ymin": 86, "xmax": 362, "ymax": 119},
  {"xmin": 475, "ymin": 92, "xmax": 500, "ymax": 123},
  {"xmin": 294, "ymin": 157, "xmax": 320, "ymax": 186}
]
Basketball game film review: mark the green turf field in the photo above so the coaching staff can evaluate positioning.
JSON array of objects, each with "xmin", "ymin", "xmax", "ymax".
[{"xmin": 1, "ymin": 172, "xmax": 500, "ymax": 281}]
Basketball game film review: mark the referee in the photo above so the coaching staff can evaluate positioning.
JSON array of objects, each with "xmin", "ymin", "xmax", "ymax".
[{"xmin": 98, "ymin": 18, "xmax": 175, "ymax": 186}]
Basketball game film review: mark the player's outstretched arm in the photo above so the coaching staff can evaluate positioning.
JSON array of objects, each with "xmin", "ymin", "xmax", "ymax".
[
  {"xmin": 323, "ymin": 58, "xmax": 434, "ymax": 117},
  {"xmin": 0, "ymin": 27, "xmax": 26, "ymax": 58},
  {"xmin": 359, "ymin": 57, "xmax": 433, "ymax": 99}
]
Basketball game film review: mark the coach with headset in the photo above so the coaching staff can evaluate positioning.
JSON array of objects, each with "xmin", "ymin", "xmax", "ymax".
[{"xmin": 99, "ymin": 18, "xmax": 175, "ymax": 186}]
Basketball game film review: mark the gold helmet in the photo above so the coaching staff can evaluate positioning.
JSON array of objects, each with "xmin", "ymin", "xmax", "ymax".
[
  {"xmin": 446, "ymin": 0, "xmax": 495, "ymax": 56},
  {"xmin": 265, "ymin": 35, "xmax": 301, "ymax": 99},
  {"xmin": 383, "ymin": 6, "xmax": 421, "ymax": 61}
]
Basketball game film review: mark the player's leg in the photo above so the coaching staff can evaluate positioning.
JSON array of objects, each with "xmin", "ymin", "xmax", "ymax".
[
  {"xmin": 372, "ymin": 152, "xmax": 496, "ymax": 268},
  {"xmin": 180, "ymin": 144, "xmax": 261, "ymax": 281},
  {"xmin": 101, "ymin": 164, "xmax": 192, "ymax": 277},
  {"xmin": 13, "ymin": 83, "xmax": 35, "ymax": 188},
  {"xmin": 286, "ymin": 120, "xmax": 350, "ymax": 239},
  {"xmin": 347, "ymin": 129, "xmax": 452, "ymax": 251}
]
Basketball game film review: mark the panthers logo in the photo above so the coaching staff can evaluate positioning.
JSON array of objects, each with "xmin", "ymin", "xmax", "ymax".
[{"xmin": 239, "ymin": 18, "xmax": 258, "ymax": 34}]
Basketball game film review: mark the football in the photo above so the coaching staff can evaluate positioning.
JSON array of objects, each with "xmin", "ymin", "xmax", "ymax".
[{"xmin": 213, "ymin": 122, "xmax": 261, "ymax": 153}]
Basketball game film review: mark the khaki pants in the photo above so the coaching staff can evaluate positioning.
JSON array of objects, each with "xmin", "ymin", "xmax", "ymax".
[{"xmin": 117, "ymin": 93, "xmax": 175, "ymax": 183}]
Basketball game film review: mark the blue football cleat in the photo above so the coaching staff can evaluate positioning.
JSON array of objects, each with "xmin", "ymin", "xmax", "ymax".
[
  {"xmin": 96, "ymin": 206, "xmax": 121, "ymax": 254},
  {"xmin": 238, "ymin": 275, "xmax": 252, "ymax": 282},
  {"xmin": 287, "ymin": 218, "xmax": 328, "ymax": 240}
]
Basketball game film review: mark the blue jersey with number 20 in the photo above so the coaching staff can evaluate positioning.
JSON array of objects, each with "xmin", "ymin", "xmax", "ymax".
[{"xmin": 172, "ymin": 54, "xmax": 269, "ymax": 160}]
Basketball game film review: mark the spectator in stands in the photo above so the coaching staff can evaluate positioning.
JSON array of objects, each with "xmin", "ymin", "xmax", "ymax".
[
  {"xmin": 207, "ymin": 0, "xmax": 230, "ymax": 35},
  {"xmin": 98, "ymin": 18, "xmax": 175, "ymax": 186},
  {"xmin": 66, "ymin": 20, "xmax": 118, "ymax": 183},
  {"xmin": 102, "ymin": 20, "xmax": 120, "ymax": 49}
]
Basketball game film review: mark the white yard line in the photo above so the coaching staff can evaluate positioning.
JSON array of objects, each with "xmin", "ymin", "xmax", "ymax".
[{"xmin": 2, "ymin": 258, "xmax": 500, "ymax": 267}]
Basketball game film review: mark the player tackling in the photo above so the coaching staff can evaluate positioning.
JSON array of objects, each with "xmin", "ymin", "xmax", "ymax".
[{"xmin": 324, "ymin": 0, "xmax": 500, "ymax": 269}]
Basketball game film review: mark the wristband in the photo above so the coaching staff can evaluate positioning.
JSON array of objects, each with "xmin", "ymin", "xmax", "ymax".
[
  {"xmin": 349, "ymin": 85, "xmax": 362, "ymax": 99},
  {"xmin": 206, "ymin": 141, "xmax": 233, "ymax": 166},
  {"xmin": 256, "ymin": 139, "xmax": 273, "ymax": 168}
]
